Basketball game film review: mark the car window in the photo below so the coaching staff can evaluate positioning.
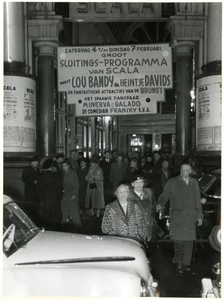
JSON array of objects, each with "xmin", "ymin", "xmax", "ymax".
[
  {"xmin": 3, "ymin": 202, "xmax": 40, "ymax": 257},
  {"xmin": 199, "ymin": 174, "xmax": 217, "ymax": 192}
]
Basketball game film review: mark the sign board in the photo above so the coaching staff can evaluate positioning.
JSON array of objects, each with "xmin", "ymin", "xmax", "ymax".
[
  {"xmin": 196, "ymin": 75, "xmax": 222, "ymax": 151},
  {"xmin": 69, "ymin": 3, "xmax": 162, "ymax": 22},
  {"xmin": 58, "ymin": 44, "xmax": 173, "ymax": 116},
  {"xmin": 4, "ymin": 76, "xmax": 36, "ymax": 152}
]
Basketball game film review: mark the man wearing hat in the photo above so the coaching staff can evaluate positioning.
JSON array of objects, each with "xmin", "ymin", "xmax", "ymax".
[
  {"xmin": 22, "ymin": 155, "xmax": 40, "ymax": 223},
  {"xmin": 128, "ymin": 174, "xmax": 156, "ymax": 242},
  {"xmin": 36, "ymin": 158, "xmax": 63, "ymax": 231}
]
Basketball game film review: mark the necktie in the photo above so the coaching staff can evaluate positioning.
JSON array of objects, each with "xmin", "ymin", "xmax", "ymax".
[{"xmin": 184, "ymin": 178, "xmax": 188, "ymax": 185}]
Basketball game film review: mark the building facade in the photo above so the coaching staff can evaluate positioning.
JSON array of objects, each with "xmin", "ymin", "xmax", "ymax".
[{"xmin": 3, "ymin": 2, "xmax": 222, "ymax": 201}]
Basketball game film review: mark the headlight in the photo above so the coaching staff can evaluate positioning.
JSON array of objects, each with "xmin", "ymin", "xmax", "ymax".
[
  {"xmin": 140, "ymin": 279, "xmax": 150, "ymax": 297},
  {"xmin": 201, "ymin": 198, "xmax": 207, "ymax": 204},
  {"xmin": 140, "ymin": 279, "xmax": 159, "ymax": 297}
]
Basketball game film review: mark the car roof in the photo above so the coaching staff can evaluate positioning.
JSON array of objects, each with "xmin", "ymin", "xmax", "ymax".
[
  {"xmin": 211, "ymin": 169, "xmax": 221, "ymax": 174},
  {"xmin": 209, "ymin": 169, "xmax": 221, "ymax": 177}
]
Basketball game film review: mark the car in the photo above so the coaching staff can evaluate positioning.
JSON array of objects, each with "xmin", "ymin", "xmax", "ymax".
[
  {"xmin": 198, "ymin": 169, "xmax": 221, "ymax": 239},
  {"xmin": 200, "ymin": 225, "xmax": 221, "ymax": 298},
  {"xmin": 3, "ymin": 194, "xmax": 158, "ymax": 297}
]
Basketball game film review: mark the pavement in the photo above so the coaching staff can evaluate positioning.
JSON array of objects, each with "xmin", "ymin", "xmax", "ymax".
[{"xmin": 64, "ymin": 214, "xmax": 221, "ymax": 298}]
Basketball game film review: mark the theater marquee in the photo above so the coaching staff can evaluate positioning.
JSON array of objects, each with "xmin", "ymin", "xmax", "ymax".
[{"xmin": 58, "ymin": 44, "xmax": 173, "ymax": 116}]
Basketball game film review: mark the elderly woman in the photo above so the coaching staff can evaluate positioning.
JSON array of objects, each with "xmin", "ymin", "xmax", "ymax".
[
  {"xmin": 101, "ymin": 184, "xmax": 146, "ymax": 241},
  {"xmin": 85, "ymin": 157, "xmax": 105, "ymax": 218}
]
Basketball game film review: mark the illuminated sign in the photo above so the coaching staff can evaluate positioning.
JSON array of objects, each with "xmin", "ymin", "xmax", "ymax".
[
  {"xmin": 196, "ymin": 75, "xmax": 222, "ymax": 151},
  {"xmin": 69, "ymin": 3, "xmax": 161, "ymax": 22},
  {"xmin": 4, "ymin": 76, "xmax": 36, "ymax": 152},
  {"xmin": 58, "ymin": 44, "xmax": 173, "ymax": 116}
]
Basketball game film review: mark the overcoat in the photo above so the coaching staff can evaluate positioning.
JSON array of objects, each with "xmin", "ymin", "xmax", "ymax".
[
  {"xmin": 128, "ymin": 188, "xmax": 156, "ymax": 241},
  {"xmin": 101, "ymin": 199, "xmax": 146, "ymax": 241},
  {"xmin": 109, "ymin": 162, "xmax": 128, "ymax": 191},
  {"xmin": 78, "ymin": 165, "xmax": 89, "ymax": 210},
  {"xmin": 22, "ymin": 165, "xmax": 40, "ymax": 222},
  {"xmin": 62, "ymin": 168, "xmax": 81, "ymax": 227},
  {"xmin": 157, "ymin": 175, "xmax": 203, "ymax": 241},
  {"xmin": 36, "ymin": 170, "xmax": 63, "ymax": 230},
  {"xmin": 85, "ymin": 164, "xmax": 105, "ymax": 209}
]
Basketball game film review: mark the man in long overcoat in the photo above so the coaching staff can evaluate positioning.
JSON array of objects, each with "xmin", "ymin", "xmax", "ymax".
[
  {"xmin": 36, "ymin": 158, "xmax": 63, "ymax": 231},
  {"xmin": 156, "ymin": 162, "xmax": 203, "ymax": 273}
]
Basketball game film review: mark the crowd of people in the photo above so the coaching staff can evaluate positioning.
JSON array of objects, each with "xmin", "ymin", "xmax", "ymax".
[{"xmin": 22, "ymin": 148, "xmax": 204, "ymax": 273}]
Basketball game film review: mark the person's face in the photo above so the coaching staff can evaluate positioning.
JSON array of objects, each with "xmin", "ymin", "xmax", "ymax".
[
  {"xmin": 154, "ymin": 153, "xmax": 160, "ymax": 161},
  {"xmin": 31, "ymin": 160, "xmax": 38, "ymax": 168},
  {"xmin": 80, "ymin": 161, "xmax": 86, "ymax": 168},
  {"xmin": 117, "ymin": 186, "xmax": 129, "ymax": 203},
  {"xmin": 57, "ymin": 157, "xmax": 64, "ymax": 163},
  {"xmin": 180, "ymin": 164, "xmax": 191, "ymax": 178},
  {"xmin": 117, "ymin": 156, "xmax": 122, "ymax": 163},
  {"xmin": 128, "ymin": 152, "xmax": 132, "ymax": 158},
  {"xmin": 130, "ymin": 160, "xmax": 137, "ymax": 168},
  {"xmin": 132, "ymin": 179, "xmax": 144, "ymax": 193},
  {"xmin": 71, "ymin": 151, "xmax": 78, "ymax": 160},
  {"xmin": 62, "ymin": 163, "xmax": 69, "ymax": 172},
  {"xmin": 113, "ymin": 151, "xmax": 117, "ymax": 158},
  {"xmin": 162, "ymin": 161, "xmax": 169, "ymax": 170},
  {"xmin": 105, "ymin": 152, "xmax": 110, "ymax": 160},
  {"xmin": 147, "ymin": 156, "xmax": 152, "ymax": 163}
]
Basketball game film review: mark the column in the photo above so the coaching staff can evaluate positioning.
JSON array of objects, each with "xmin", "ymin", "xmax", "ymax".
[
  {"xmin": 35, "ymin": 41, "xmax": 59, "ymax": 157},
  {"xmin": 104, "ymin": 116, "xmax": 110, "ymax": 151},
  {"xmin": 4, "ymin": 2, "xmax": 24, "ymax": 64},
  {"xmin": 207, "ymin": 3, "xmax": 222, "ymax": 64},
  {"xmin": 90, "ymin": 117, "xmax": 96, "ymax": 156},
  {"xmin": 172, "ymin": 41, "xmax": 195, "ymax": 171}
]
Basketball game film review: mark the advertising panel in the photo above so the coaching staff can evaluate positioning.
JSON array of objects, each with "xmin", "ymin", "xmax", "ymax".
[
  {"xmin": 4, "ymin": 76, "xmax": 36, "ymax": 152},
  {"xmin": 196, "ymin": 75, "xmax": 222, "ymax": 151},
  {"xmin": 58, "ymin": 44, "xmax": 173, "ymax": 116}
]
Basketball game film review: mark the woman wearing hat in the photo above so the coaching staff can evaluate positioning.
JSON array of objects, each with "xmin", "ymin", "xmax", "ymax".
[{"xmin": 128, "ymin": 174, "xmax": 156, "ymax": 242}]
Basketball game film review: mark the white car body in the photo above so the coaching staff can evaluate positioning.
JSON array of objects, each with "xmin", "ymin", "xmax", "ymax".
[{"xmin": 3, "ymin": 195, "xmax": 158, "ymax": 297}]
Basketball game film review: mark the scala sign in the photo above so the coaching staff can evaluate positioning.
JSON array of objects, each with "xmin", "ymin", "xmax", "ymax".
[
  {"xmin": 58, "ymin": 44, "xmax": 173, "ymax": 116},
  {"xmin": 69, "ymin": 3, "xmax": 162, "ymax": 22}
]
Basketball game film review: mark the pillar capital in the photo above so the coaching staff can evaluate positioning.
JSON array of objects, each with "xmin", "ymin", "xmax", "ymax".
[
  {"xmin": 34, "ymin": 41, "xmax": 59, "ymax": 56},
  {"xmin": 172, "ymin": 41, "xmax": 195, "ymax": 56}
]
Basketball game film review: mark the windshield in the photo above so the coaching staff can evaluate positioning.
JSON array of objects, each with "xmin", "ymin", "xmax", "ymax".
[
  {"xmin": 199, "ymin": 174, "xmax": 217, "ymax": 192},
  {"xmin": 3, "ymin": 202, "xmax": 40, "ymax": 257}
]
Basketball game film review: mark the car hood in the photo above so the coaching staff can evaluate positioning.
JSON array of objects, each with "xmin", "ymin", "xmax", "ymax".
[{"xmin": 6, "ymin": 230, "xmax": 145, "ymax": 266}]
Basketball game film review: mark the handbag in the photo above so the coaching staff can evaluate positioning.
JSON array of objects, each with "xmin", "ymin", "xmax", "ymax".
[
  {"xmin": 151, "ymin": 218, "xmax": 166, "ymax": 241},
  {"xmin": 89, "ymin": 181, "xmax": 97, "ymax": 189}
]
